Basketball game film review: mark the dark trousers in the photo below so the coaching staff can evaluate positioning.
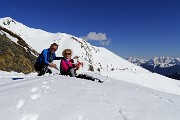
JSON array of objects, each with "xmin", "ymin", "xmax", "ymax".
[
  {"xmin": 34, "ymin": 62, "xmax": 51, "ymax": 76},
  {"xmin": 60, "ymin": 67, "xmax": 76, "ymax": 77},
  {"xmin": 76, "ymin": 74, "xmax": 103, "ymax": 83}
]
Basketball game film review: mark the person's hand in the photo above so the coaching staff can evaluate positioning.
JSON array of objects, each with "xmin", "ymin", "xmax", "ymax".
[
  {"xmin": 74, "ymin": 62, "xmax": 83, "ymax": 70},
  {"xmin": 49, "ymin": 63, "xmax": 57, "ymax": 68}
]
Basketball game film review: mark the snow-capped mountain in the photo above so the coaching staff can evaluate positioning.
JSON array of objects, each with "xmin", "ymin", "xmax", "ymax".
[
  {"xmin": 127, "ymin": 56, "xmax": 180, "ymax": 67},
  {"xmin": 126, "ymin": 57, "xmax": 147, "ymax": 66},
  {"xmin": 127, "ymin": 57, "xmax": 180, "ymax": 80},
  {"xmin": 1, "ymin": 17, "xmax": 180, "ymax": 96},
  {"xmin": 149, "ymin": 57, "xmax": 180, "ymax": 67},
  {"xmin": 0, "ymin": 17, "xmax": 146, "ymax": 73}
]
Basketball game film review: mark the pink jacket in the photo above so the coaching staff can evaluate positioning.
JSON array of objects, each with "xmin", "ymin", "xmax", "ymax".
[{"xmin": 60, "ymin": 59, "xmax": 74, "ymax": 73}]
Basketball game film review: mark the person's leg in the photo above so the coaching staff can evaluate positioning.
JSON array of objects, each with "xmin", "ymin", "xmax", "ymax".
[
  {"xmin": 76, "ymin": 74, "xmax": 103, "ymax": 83},
  {"xmin": 84, "ymin": 74, "xmax": 95, "ymax": 81},
  {"xmin": 35, "ymin": 63, "xmax": 48, "ymax": 76},
  {"xmin": 76, "ymin": 74, "xmax": 94, "ymax": 80},
  {"xmin": 34, "ymin": 63, "xmax": 41, "ymax": 71},
  {"xmin": 69, "ymin": 68, "xmax": 76, "ymax": 77}
]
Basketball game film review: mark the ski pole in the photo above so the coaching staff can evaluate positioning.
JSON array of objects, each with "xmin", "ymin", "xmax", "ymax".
[{"xmin": 54, "ymin": 67, "xmax": 60, "ymax": 71}]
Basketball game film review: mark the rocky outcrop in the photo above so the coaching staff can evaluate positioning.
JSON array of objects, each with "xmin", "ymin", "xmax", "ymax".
[
  {"xmin": 0, "ymin": 26, "xmax": 39, "ymax": 56},
  {"xmin": 0, "ymin": 27, "xmax": 38, "ymax": 74}
]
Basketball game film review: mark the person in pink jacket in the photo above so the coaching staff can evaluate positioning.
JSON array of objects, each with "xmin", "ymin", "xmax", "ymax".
[
  {"xmin": 60, "ymin": 49, "xmax": 80, "ymax": 77},
  {"xmin": 59, "ymin": 49, "xmax": 103, "ymax": 83}
]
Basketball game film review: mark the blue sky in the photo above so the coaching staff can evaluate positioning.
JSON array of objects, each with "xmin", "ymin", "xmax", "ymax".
[{"xmin": 1, "ymin": 0, "xmax": 180, "ymax": 59}]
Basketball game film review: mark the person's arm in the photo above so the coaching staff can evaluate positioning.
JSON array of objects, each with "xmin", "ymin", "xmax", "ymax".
[
  {"xmin": 47, "ymin": 53, "xmax": 58, "ymax": 68},
  {"xmin": 73, "ymin": 62, "xmax": 83, "ymax": 70},
  {"xmin": 41, "ymin": 50, "xmax": 56, "ymax": 68},
  {"xmin": 54, "ymin": 57, "xmax": 64, "ymax": 60},
  {"xmin": 41, "ymin": 50, "xmax": 49, "ymax": 65}
]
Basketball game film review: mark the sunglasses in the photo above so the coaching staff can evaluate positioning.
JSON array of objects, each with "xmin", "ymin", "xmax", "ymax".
[
  {"xmin": 51, "ymin": 47, "xmax": 57, "ymax": 51},
  {"xmin": 65, "ymin": 53, "xmax": 71, "ymax": 55}
]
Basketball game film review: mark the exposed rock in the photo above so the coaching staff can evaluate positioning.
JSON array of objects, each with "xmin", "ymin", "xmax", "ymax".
[{"xmin": 0, "ymin": 32, "xmax": 37, "ymax": 74}]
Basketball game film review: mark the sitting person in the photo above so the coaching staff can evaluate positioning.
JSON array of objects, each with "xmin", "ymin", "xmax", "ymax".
[
  {"xmin": 34, "ymin": 43, "xmax": 61, "ymax": 76},
  {"xmin": 60, "ymin": 49, "xmax": 81, "ymax": 77},
  {"xmin": 60, "ymin": 49, "xmax": 103, "ymax": 83}
]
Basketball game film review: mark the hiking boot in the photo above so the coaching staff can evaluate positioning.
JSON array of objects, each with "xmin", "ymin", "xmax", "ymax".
[
  {"xmin": 94, "ymin": 78, "xmax": 104, "ymax": 83},
  {"xmin": 46, "ymin": 69, "xmax": 52, "ymax": 74},
  {"xmin": 38, "ymin": 71, "xmax": 45, "ymax": 76}
]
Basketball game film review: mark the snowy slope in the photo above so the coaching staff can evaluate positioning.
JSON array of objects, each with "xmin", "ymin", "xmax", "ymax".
[
  {"xmin": 1, "ymin": 71, "xmax": 180, "ymax": 120},
  {"xmin": 0, "ymin": 17, "xmax": 145, "ymax": 72},
  {"xmin": 1, "ymin": 17, "xmax": 180, "ymax": 96}
]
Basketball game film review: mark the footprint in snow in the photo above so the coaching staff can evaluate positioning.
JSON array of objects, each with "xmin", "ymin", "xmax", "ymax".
[
  {"xmin": 20, "ymin": 114, "xmax": 39, "ymax": 120},
  {"xmin": 42, "ymin": 81, "xmax": 48, "ymax": 84},
  {"xmin": 78, "ymin": 115, "xmax": 91, "ymax": 120},
  {"xmin": 136, "ymin": 88, "xmax": 175, "ymax": 105},
  {"xmin": 16, "ymin": 99, "xmax": 25, "ymax": 111},
  {"xmin": 81, "ymin": 81, "xmax": 86, "ymax": 85},
  {"xmin": 31, "ymin": 87, "xmax": 39, "ymax": 93},
  {"xmin": 41, "ymin": 85, "xmax": 50, "ymax": 89},
  {"xmin": 31, "ymin": 94, "xmax": 41, "ymax": 100},
  {"xmin": 119, "ymin": 110, "xmax": 132, "ymax": 120}
]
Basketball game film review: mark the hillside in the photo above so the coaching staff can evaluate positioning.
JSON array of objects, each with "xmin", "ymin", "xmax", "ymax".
[
  {"xmin": 0, "ymin": 33, "xmax": 37, "ymax": 74},
  {"xmin": 0, "ymin": 17, "xmax": 146, "ymax": 73}
]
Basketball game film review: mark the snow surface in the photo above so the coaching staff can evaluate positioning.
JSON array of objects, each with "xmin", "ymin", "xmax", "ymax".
[{"xmin": 0, "ymin": 71, "xmax": 180, "ymax": 120}]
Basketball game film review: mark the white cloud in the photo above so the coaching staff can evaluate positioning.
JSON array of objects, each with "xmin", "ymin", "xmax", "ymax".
[
  {"xmin": 83, "ymin": 32, "xmax": 111, "ymax": 46},
  {"xmin": 99, "ymin": 40, "xmax": 111, "ymax": 45},
  {"xmin": 84, "ymin": 32, "xmax": 107, "ymax": 41}
]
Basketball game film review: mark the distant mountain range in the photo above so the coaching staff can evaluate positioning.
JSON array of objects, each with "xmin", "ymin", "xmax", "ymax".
[{"xmin": 127, "ymin": 57, "xmax": 180, "ymax": 80}]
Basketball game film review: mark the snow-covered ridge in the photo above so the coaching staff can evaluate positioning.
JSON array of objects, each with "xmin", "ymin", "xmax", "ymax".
[
  {"xmin": 1, "ymin": 17, "xmax": 180, "ymax": 95},
  {"xmin": 0, "ymin": 17, "xmax": 145, "ymax": 73},
  {"xmin": 0, "ymin": 25, "xmax": 39, "ymax": 57},
  {"xmin": 126, "ymin": 57, "xmax": 147, "ymax": 66},
  {"xmin": 127, "ymin": 56, "xmax": 180, "ymax": 67}
]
